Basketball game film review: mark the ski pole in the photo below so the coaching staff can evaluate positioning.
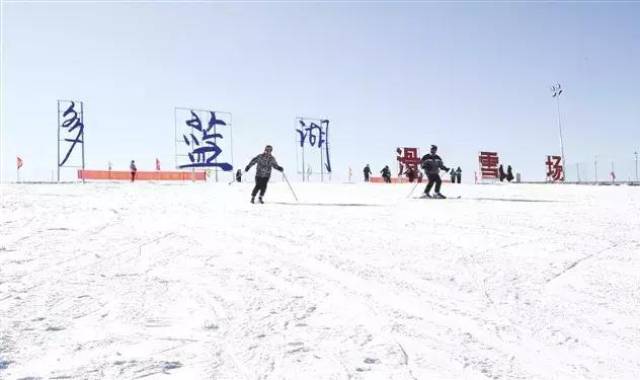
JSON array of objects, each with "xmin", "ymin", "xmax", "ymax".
[
  {"xmin": 282, "ymin": 172, "xmax": 299, "ymax": 202},
  {"xmin": 406, "ymin": 180, "xmax": 420, "ymax": 199}
]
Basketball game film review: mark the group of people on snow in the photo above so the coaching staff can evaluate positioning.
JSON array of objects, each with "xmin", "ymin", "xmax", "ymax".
[
  {"xmin": 240, "ymin": 144, "xmax": 463, "ymax": 203},
  {"xmin": 126, "ymin": 143, "xmax": 506, "ymax": 203},
  {"xmin": 238, "ymin": 143, "xmax": 455, "ymax": 200},
  {"xmin": 449, "ymin": 167, "xmax": 462, "ymax": 184},
  {"xmin": 499, "ymin": 164, "xmax": 515, "ymax": 182},
  {"xmin": 361, "ymin": 145, "xmax": 456, "ymax": 198}
]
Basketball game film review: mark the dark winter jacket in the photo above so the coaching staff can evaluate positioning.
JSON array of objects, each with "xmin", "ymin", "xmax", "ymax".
[
  {"xmin": 245, "ymin": 153, "xmax": 283, "ymax": 178},
  {"xmin": 420, "ymin": 154, "xmax": 449, "ymax": 175},
  {"xmin": 506, "ymin": 166, "xmax": 514, "ymax": 182},
  {"xmin": 499, "ymin": 165, "xmax": 506, "ymax": 181}
]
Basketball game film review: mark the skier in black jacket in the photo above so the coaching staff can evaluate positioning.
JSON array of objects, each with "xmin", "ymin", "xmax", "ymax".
[
  {"xmin": 506, "ymin": 165, "xmax": 514, "ymax": 182},
  {"xmin": 420, "ymin": 145, "xmax": 450, "ymax": 198},
  {"xmin": 381, "ymin": 165, "xmax": 392, "ymax": 183},
  {"xmin": 245, "ymin": 145, "xmax": 283, "ymax": 204},
  {"xmin": 363, "ymin": 164, "xmax": 371, "ymax": 182}
]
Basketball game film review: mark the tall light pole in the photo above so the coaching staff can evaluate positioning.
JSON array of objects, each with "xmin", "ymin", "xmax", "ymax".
[{"xmin": 551, "ymin": 84, "xmax": 567, "ymax": 181}]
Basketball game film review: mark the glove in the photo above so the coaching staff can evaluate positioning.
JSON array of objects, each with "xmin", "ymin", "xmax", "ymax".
[
  {"xmin": 244, "ymin": 166, "xmax": 250, "ymax": 172},
  {"xmin": 279, "ymin": 167, "xmax": 284, "ymax": 172}
]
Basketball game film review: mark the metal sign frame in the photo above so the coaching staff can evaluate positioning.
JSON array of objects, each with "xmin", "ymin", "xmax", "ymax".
[{"xmin": 295, "ymin": 116, "xmax": 331, "ymax": 182}]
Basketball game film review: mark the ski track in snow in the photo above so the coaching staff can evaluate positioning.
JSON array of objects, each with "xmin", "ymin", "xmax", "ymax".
[{"xmin": 1, "ymin": 182, "xmax": 639, "ymax": 379}]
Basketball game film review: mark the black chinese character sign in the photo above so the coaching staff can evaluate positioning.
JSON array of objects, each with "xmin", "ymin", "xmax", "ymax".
[
  {"xmin": 296, "ymin": 117, "xmax": 331, "ymax": 182},
  {"xmin": 175, "ymin": 108, "xmax": 233, "ymax": 181},
  {"xmin": 57, "ymin": 100, "xmax": 85, "ymax": 182}
]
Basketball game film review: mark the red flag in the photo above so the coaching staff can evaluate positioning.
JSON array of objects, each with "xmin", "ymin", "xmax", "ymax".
[
  {"xmin": 17, "ymin": 156, "xmax": 23, "ymax": 169},
  {"xmin": 155, "ymin": 158, "xmax": 160, "ymax": 171}
]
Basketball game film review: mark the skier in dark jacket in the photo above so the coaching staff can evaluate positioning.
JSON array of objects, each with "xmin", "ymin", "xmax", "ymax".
[
  {"xmin": 363, "ymin": 164, "xmax": 371, "ymax": 182},
  {"xmin": 381, "ymin": 165, "xmax": 392, "ymax": 183},
  {"xmin": 499, "ymin": 164, "xmax": 506, "ymax": 182},
  {"xmin": 450, "ymin": 168, "xmax": 456, "ymax": 183},
  {"xmin": 245, "ymin": 145, "xmax": 283, "ymax": 204},
  {"xmin": 420, "ymin": 145, "xmax": 450, "ymax": 198},
  {"xmin": 455, "ymin": 167, "xmax": 462, "ymax": 184},
  {"xmin": 506, "ymin": 165, "xmax": 514, "ymax": 182}
]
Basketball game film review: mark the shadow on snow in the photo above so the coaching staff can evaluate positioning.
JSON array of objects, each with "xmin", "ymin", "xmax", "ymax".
[{"xmin": 271, "ymin": 202, "xmax": 383, "ymax": 207}]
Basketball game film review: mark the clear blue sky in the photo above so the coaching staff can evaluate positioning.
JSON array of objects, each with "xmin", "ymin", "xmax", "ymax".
[{"xmin": 1, "ymin": 1, "xmax": 639, "ymax": 183}]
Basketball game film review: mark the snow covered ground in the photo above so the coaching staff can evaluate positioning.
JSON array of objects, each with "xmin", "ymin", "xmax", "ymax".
[{"xmin": 1, "ymin": 181, "xmax": 639, "ymax": 379}]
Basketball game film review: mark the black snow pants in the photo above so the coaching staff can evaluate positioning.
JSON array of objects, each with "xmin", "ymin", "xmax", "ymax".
[
  {"xmin": 424, "ymin": 174, "xmax": 442, "ymax": 194},
  {"xmin": 251, "ymin": 176, "xmax": 270, "ymax": 197}
]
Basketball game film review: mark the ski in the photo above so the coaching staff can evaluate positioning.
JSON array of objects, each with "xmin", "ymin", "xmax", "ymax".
[{"xmin": 413, "ymin": 195, "xmax": 461, "ymax": 200}]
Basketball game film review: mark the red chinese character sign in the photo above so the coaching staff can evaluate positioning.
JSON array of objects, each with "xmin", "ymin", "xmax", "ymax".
[
  {"xmin": 479, "ymin": 151, "xmax": 499, "ymax": 180},
  {"xmin": 396, "ymin": 147, "xmax": 422, "ymax": 182},
  {"xmin": 397, "ymin": 147, "xmax": 420, "ymax": 170},
  {"xmin": 546, "ymin": 155, "xmax": 564, "ymax": 182}
]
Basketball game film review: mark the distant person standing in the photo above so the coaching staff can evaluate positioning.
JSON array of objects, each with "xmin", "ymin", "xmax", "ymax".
[
  {"xmin": 363, "ymin": 164, "xmax": 371, "ymax": 182},
  {"xmin": 456, "ymin": 167, "xmax": 462, "ymax": 184},
  {"xmin": 236, "ymin": 169, "xmax": 242, "ymax": 183},
  {"xmin": 406, "ymin": 166, "xmax": 417, "ymax": 182},
  {"xmin": 245, "ymin": 145, "xmax": 283, "ymax": 204},
  {"xmin": 381, "ymin": 165, "xmax": 392, "ymax": 183},
  {"xmin": 506, "ymin": 165, "xmax": 514, "ymax": 182},
  {"xmin": 420, "ymin": 145, "xmax": 450, "ymax": 198},
  {"xmin": 129, "ymin": 160, "xmax": 137, "ymax": 182},
  {"xmin": 450, "ymin": 168, "xmax": 456, "ymax": 183},
  {"xmin": 396, "ymin": 147, "xmax": 404, "ymax": 178},
  {"xmin": 499, "ymin": 164, "xmax": 506, "ymax": 182}
]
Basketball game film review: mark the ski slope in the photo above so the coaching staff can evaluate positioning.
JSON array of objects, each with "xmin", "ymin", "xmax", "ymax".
[{"xmin": 1, "ymin": 181, "xmax": 639, "ymax": 379}]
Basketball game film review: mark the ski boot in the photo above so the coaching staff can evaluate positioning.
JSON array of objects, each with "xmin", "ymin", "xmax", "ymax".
[
  {"xmin": 435, "ymin": 192, "xmax": 446, "ymax": 199},
  {"xmin": 258, "ymin": 197, "xmax": 264, "ymax": 204},
  {"xmin": 250, "ymin": 196, "xmax": 255, "ymax": 204}
]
